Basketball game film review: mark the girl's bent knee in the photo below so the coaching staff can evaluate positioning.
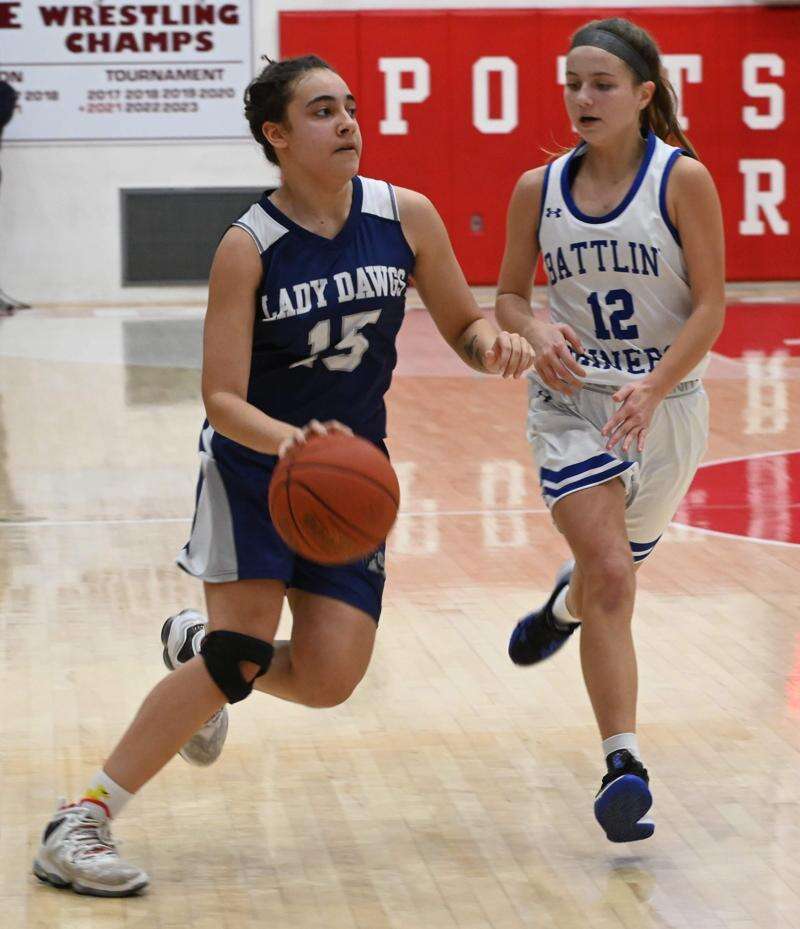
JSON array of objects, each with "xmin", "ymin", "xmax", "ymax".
[
  {"xmin": 302, "ymin": 682, "xmax": 358, "ymax": 709},
  {"xmin": 579, "ymin": 558, "xmax": 635, "ymax": 617}
]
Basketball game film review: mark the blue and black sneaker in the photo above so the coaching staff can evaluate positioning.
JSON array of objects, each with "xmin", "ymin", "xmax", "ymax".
[
  {"xmin": 508, "ymin": 561, "xmax": 579, "ymax": 665},
  {"xmin": 594, "ymin": 749, "xmax": 654, "ymax": 843}
]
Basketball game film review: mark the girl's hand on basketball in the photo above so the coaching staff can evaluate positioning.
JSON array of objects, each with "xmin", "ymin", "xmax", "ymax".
[
  {"xmin": 278, "ymin": 419, "xmax": 353, "ymax": 458},
  {"xmin": 601, "ymin": 382, "xmax": 665, "ymax": 453},
  {"xmin": 483, "ymin": 331, "xmax": 535, "ymax": 379},
  {"xmin": 529, "ymin": 322, "xmax": 586, "ymax": 395}
]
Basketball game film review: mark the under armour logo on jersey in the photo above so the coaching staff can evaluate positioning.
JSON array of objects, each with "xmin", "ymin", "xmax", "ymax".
[{"xmin": 545, "ymin": 208, "xmax": 562, "ymax": 218}]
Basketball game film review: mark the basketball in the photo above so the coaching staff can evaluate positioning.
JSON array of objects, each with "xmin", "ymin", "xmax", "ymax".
[{"xmin": 268, "ymin": 433, "xmax": 400, "ymax": 565}]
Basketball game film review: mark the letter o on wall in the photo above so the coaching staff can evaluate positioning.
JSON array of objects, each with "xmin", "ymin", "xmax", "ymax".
[{"xmin": 472, "ymin": 56, "xmax": 518, "ymax": 134}]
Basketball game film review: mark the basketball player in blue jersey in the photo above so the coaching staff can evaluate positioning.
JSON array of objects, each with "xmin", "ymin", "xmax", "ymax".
[
  {"xmin": 33, "ymin": 56, "xmax": 532, "ymax": 896},
  {"xmin": 496, "ymin": 18, "xmax": 725, "ymax": 842}
]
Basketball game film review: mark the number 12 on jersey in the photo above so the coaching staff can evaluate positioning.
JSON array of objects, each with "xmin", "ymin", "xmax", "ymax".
[{"xmin": 587, "ymin": 289, "xmax": 639, "ymax": 341}]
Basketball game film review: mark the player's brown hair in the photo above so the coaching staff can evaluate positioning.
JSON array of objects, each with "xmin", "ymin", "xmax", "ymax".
[
  {"xmin": 244, "ymin": 55, "xmax": 335, "ymax": 165},
  {"xmin": 571, "ymin": 18, "xmax": 698, "ymax": 157}
]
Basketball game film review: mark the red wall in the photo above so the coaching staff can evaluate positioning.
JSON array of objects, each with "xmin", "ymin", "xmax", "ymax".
[{"xmin": 280, "ymin": 7, "xmax": 798, "ymax": 283}]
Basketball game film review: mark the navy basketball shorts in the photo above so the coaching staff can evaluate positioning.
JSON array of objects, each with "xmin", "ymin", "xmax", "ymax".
[
  {"xmin": 176, "ymin": 425, "xmax": 386, "ymax": 622},
  {"xmin": 526, "ymin": 376, "xmax": 709, "ymax": 564}
]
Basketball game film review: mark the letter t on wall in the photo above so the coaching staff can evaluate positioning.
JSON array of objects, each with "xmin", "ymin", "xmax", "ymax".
[{"xmin": 661, "ymin": 55, "xmax": 702, "ymax": 130}]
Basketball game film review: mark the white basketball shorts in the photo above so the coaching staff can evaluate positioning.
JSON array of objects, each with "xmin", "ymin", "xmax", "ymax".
[{"xmin": 526, "ymin": 377, "xmax": 709, "ymax": 562}]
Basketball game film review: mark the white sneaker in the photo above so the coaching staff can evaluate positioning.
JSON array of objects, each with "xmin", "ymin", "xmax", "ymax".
[
  {"xmin": 33, "ymin": 803, "xmax": 148, "ymax": 897},
  {"xmin": 161, "ymin": 609, "xmax": 229, "ymax": 766}
]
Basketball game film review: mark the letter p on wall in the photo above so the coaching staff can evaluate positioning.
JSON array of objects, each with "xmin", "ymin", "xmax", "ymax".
[{"xmin": 379, "ymin": 57, "xmax": 430, "ymax": 135}]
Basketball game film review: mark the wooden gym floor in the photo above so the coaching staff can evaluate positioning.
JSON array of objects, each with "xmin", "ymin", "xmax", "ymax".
[{"xmin": 1, "ymin": 282, "xmax": 799, "ymax": 929}]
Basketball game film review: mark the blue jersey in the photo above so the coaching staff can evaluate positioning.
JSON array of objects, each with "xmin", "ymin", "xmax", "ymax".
[{"xmin": 228, "ymin": 175, "xmax": 414, "ymax": 446}]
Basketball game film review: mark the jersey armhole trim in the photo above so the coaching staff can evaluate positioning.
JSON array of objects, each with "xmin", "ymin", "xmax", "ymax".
[
  {"xmin": 659, "ymin": 149, "xmax": 685, "ymax": 247},
  {"xmin": 536, "ymin": 162, "xmax": 552, "ymax": 249},
  {"xmin": 384, "ymin": 184, "xmax": 415, "ymax": 266},
  {"xmin": 387, "ymin": 181, "xmax": 400, "ymax": 222},
  {"xmin": 231, "ymin": 220, "xmax": 264, "ymax": 254}
]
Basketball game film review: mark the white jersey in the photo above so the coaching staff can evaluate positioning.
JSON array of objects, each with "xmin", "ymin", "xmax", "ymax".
[{"xmin": 537, "ymin": 130, "xmax": 706, "ymax": 386}]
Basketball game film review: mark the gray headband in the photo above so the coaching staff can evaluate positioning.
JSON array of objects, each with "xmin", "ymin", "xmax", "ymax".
[{"xmin": 570, "ymin": 27, "xmax": 652, "ymax": 83}]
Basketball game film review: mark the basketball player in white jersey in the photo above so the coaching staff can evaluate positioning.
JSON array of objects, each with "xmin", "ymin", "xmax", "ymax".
[{"xmin": 497, "ymin": 18, "xmax": 725, "ymax": 842}]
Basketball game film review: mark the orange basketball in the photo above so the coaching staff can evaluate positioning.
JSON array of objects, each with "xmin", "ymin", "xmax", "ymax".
[{"xmin": 268, "ymin": 433, "xmax": 400, "ymax": 565}]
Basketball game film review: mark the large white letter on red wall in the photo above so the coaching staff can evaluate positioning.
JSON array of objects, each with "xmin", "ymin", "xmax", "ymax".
[
  {"xmin": 378, "ymin": 57, "xmax": 430, "ymax": 135},
  {"xmin": 739, "ymin": 160, "xmax": 789, "ymax": 235},
  {"xmin": 472, "ymin": 56, "xmax": 518, "ymax": 134},
  {"xmin": 661, "ymin": 55, "xmax": 702, "ymax": 130},
  {"xmin": 742, "ymin": 54, "xmax": 785, "ymax": 130}
]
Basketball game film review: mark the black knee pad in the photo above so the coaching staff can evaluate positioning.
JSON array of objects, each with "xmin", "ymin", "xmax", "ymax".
[{"xmin": 200, "ymin": 630, "xmax": 274, "ymax": 704}]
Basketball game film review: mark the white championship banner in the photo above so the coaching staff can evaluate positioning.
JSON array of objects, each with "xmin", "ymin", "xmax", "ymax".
[{"xmin": 1, "ymin": 1, "xmax": 253, "ymax": 141}]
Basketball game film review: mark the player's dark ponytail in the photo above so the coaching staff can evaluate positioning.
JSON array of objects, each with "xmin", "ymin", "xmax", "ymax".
[
  {"xmin": 572, "ymin": 17, "xmax": 698, "ymax": 158},
  {"xmin": 244, "ymin": 55, "xmax": 334, "ymax": 165}
]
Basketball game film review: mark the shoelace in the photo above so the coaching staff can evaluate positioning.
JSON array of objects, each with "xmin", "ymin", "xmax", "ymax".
[{"xmin": 67, "ymin": 813, "xmax": 119, "ymax": 860}]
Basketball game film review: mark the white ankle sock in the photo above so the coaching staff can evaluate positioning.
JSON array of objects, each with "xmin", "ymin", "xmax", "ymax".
[
  {"xmin": 602, "ymin": 732, "xmax": 641, "ymax": 763},
  {"xmin": 552, "ymin": 586, "xmax": 579, "ymax": 629},
  {"xmin": 80, "ymin": 770, "xmax": 133, "ymax": 820}
]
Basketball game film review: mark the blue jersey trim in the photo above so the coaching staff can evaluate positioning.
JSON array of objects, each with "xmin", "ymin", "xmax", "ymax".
[
  {"xmin": 630, "ymin": 536, "xmax": 661, "ymax": 553},
  {"xmin": 540, "ymin": 452, "xmax": 616, "ymax": 484},
  {"xmin": 258, "ymin": 175, "xmax": 363, "ymax": 248},
  {"xmin": 630, "ymin": 535, "xmax": 661, "ymax": 563},
  {"xmin": 542, "ymin": 460, "xmax": 633, "ymax": 500},
  {"xmin": 561, "ymin": 130, "xmax": 656, "ymax": 225},
  {"xmin": 659, "ymin": 149, "xmax": 685, "ymax": 246},
  {"xmin": 536, "ymin": 162, "xmax": 552, "ymax": 249}
]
